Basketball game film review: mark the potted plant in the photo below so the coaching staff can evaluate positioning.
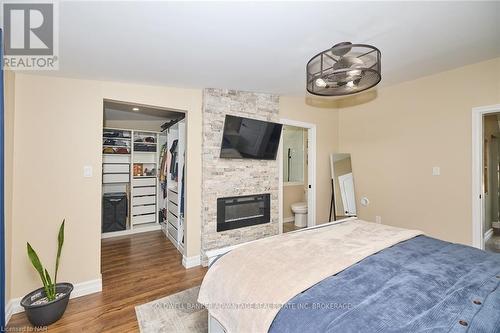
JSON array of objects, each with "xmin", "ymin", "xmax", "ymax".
[{"xmin": 20, "ymin": 220, "xmax": 73, "ymax": 326}]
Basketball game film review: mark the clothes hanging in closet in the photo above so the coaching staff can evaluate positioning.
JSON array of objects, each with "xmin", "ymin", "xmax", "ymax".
[
  {"xmin": 158, "ymin": 142, "xmax": 171, "ymax": 199},
  {"xmin": 159, "ymin": 143, "xmax": 170, "ymax": 182},
  {"xmin": 169, "ymin": 139, "xmax": 179, "ymax": 181}
]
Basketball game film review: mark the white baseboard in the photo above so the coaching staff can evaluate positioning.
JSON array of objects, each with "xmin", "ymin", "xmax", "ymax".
[
  {"xmin": 283, "ymin": 216, "xmax": 294, "ymax": 223},
  {"xmin": 484, "ymin": 228, "xmax": 494, "ymax": 242},
  {"xmin": 70, "ymin": 278, "xmax": 102, "ymax": 299},
  {"xmin": 101, "ymin": 224, "xmax": 161, "ymax": 239},
  {"xmin": 5, "ymin": 276, "xmax": 102, "ymax": 324},
  {"xmin": 182, "ymin": 255, "xmax": 201, "ymax": 269},
  {"xmin": 5, "ymin": 298, "xmax": 20, "ymax": 325}
]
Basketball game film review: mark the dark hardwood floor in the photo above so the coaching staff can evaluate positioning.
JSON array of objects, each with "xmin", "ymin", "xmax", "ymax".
[
  {"xmin": 283, "ymin": 221, "xmax": 306, "ymax": 233},
  {"xmin": 8, "ymin": 230, "xmax": 207, "ymax": 332}
]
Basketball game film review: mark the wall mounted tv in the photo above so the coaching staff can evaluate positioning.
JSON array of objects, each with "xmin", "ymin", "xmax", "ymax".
[{"xmin": 220, "ymin": 115, "xmax": 283, "ymax": 160}]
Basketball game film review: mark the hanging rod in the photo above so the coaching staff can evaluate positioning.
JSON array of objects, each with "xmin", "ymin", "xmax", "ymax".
[{"xmin": 161, "ymin": 117, "xmax": 184, "ymax": 132}]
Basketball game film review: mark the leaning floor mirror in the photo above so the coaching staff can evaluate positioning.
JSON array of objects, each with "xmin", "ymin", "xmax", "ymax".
[{"xmin": 329, "ymin": 153, "xmax": 357, "ymax": 221}]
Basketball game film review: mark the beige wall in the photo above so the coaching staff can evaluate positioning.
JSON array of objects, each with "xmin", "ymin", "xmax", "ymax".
[
  {"xmin": 9, "ymin": 74, "xmax": 202, "ymax": 299},
  {"xmin": 4, "ymin": 71, "xmax": 15, "ymax": 303},
  {"xmin": 280, "ymin": 97, "xmax": 340, "ymax": 224},
  {"xmin": 337, "ymin": 58, "xmax": 500, "ymax": 245}
]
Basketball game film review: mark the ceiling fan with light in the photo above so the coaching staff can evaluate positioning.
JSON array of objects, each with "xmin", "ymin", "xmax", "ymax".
[{"xmin": 306, "ymin": 42, "xmax": 381, "ymax": 96}]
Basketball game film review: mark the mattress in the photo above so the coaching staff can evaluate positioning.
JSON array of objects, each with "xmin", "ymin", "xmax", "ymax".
[
  {"xmin": 199, "ymin": 220, "xmax": 422, "ymax": 332},
  {"xmin": 270, "ymin": 235, "xmax": 500, "ymax": 333}
]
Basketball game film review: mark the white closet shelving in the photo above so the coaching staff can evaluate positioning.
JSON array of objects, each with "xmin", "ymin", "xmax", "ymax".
[
  {"xmin": 102, "ymin": 129, "xmax": 131, "ymax": 232},
  {"xmin": 131, "ymin": 130, "xmax": 159, "ymax": 229},
  {"xmin": 102, "ymin": 129, "xmax": 131, "ymax": 184},
  {"xmin": 102, "ymin": 127, "xmax": 166, "ymax": 238},
  {"xmin": 160, "ymin": 120, "xmax": 186, "ymax": 253}
]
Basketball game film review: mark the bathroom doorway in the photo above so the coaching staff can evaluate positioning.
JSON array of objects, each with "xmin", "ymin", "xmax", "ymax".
[
  {"xmin": 480, "ymin": 112, "xmax": 500, "ymax": 253},
  {"xmin": 472, "ymin": 104, "xmax": 500, "ymax": 252},
  {"xmin": 278, "ymin": 119, "xmax": 316, "ymax": 234}
]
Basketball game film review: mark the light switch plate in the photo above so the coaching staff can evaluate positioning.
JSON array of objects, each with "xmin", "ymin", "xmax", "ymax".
[
  {"xmin": 432, "ymin": 166, "xmax": 440, "ymax": 176},
  {"xmin": 83, "ymin": 166, "xmax": 93, "ymax": 178}
]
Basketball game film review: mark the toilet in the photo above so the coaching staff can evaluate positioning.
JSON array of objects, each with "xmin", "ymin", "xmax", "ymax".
[{"xmin": 291, "ymin": 202, "xmax": 308, "ymax": 228}]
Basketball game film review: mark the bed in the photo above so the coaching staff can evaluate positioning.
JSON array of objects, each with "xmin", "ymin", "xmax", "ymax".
[{"xmin": 198, "ymin": 219, "xmax": 500, "ymax": 333}]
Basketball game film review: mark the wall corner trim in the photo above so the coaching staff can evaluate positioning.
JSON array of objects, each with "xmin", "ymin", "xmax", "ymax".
[
  {"xmin": 182, "ymin": 255, "xmax": 201, "ymax": 269},
  {"xmin": 5, "ymin": 276, "xmax": 103, "ymax": 325}
]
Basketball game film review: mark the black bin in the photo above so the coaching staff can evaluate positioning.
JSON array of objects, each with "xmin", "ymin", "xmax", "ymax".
[{"xmin": 102, "ymin": 192, "xmax": 128, "ymax": 232}]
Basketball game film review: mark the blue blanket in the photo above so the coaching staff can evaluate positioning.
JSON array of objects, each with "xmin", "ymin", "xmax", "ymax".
[{"xmin": 270, "ymin": 236, "xmax": 500, "ymax": 333}]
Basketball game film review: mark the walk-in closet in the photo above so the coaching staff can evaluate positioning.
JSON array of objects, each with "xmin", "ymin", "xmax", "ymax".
[{"xmin": 101, "ymin": 100, "xmax": 186, "ymax": 254}]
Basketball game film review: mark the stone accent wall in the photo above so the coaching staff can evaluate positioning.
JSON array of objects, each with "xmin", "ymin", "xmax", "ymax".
[{"xmin": 201, "ymin": 88, "xmax": 280, "ymax": 263}]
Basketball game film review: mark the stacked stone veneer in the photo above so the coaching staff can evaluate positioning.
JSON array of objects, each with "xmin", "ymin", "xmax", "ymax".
[{"xmin": 201, "ymin": 88, "xmax": 280, "ymax": 263}]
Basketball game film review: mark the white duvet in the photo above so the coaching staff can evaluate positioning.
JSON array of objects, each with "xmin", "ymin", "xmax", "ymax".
[{"xmin": 198, "ymin": 219, "xmax": 423, "ymax": 333}]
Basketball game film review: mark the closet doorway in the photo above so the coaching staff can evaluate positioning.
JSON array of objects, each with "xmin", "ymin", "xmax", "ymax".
[{"xmin": 101, "ymin": 99, "xmax": 187, "ymax": 260}]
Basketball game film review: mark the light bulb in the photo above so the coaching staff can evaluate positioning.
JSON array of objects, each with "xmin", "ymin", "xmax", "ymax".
[
  {"xmin": 346, "ymin": 81, "xmax": 355, "ymax": 88},
  {"xmin": 132, "ymin": 107, "xmax": 140, "ymax": 111},
  {"xmin": 348, "ymin": 69, "xmax": 362, "ymax": 77},
  {"xmin": 315, "ymin": 78, "xmax": 327, "ymax": 88}
]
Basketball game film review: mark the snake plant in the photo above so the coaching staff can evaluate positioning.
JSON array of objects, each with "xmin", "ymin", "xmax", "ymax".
[{"xmin": 26, "ymin": 220, "xmax": 65, "ymax": 302}]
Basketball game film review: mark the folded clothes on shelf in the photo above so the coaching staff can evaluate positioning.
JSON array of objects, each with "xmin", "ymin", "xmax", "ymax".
[
  {"xmin": 103, "ymin": 131, "xmax": 119, "ymax": 138},
  {"xmin": 134, "ymin": 143, "xmax": 156, "ymax": 152},
  {"xmin": 102, "ymin": 147, "xmax": 130, "ymax": 154},
  {"xmin": 103, "ymin": 130, "xmax": 131, "ymax": 139},
  {"xmin": 104, "ymin": 139, "xmax": 129, "ymax": 147},
  {"xmin": 116, "ymin": 147, "xmax": 130, "ymax": 154},
  {"xmin": 134, "ymin": 136, "xmax": 156, "ymax": 143}
]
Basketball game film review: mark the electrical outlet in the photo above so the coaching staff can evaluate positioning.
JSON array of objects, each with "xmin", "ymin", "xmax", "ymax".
[{"xmin": 375, "ymin": 216, "xmax": 382, "ymax": 224}]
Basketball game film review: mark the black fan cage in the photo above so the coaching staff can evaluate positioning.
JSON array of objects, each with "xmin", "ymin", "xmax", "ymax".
[{"xmin": 306, "ymin": 42, "xmax": 381, "ymax": 96}]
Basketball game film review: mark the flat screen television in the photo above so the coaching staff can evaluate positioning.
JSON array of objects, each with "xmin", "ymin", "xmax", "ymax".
[{"xmin": 220, "ymin": 115, "xmax": 283, "ymax": 160}]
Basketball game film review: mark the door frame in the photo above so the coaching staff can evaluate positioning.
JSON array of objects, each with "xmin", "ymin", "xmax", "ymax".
[
  {"xmin": 1, "ymin": 29, "xmax": 5, "ymax": 329},
  {"xmin": 472, "ymin": 104, "xmax": 500, "ymax": 249},
  {"xmin": 278, "ymin": 119, "xmax": 316, "ymax": 233}
]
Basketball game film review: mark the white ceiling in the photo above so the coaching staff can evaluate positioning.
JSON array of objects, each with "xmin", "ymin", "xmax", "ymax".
[{"xmin": 46, "ymin": 1, "xmax": 500, "ymax": 95}]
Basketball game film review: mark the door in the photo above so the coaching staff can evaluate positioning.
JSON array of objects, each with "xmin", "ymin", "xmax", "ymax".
[
  {"xmin": 338, "ymin": 173, "xmax": 356, "ymax": 216},
  {"xmin": 278, "ymin": 119, "xmax": 316, "ymax": 233}
]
